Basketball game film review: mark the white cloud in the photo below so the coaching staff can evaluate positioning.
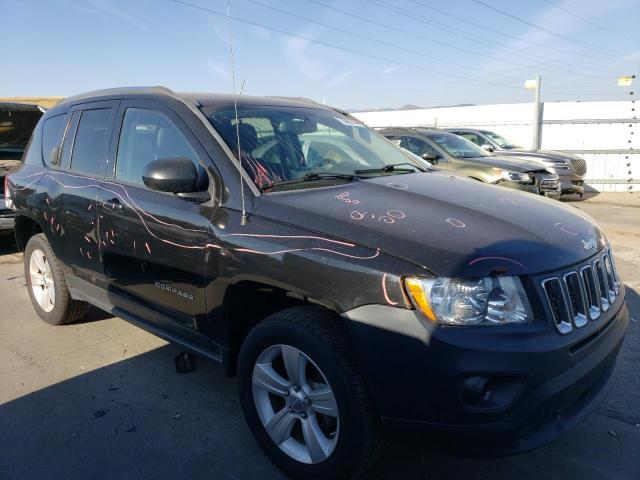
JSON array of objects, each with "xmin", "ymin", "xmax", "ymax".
[
  {"xmin": 285, "ymin": 33, "xmax": 330, "ymax": 82},
  {"xmin": 380, "ymin": 65, "xmax": 400, "ymax": 76},
  {"xmin": 324, "ymin": 69, "xmax": 357, "ymax": 90},
  {"xmin": 207, "ymin": 60, "xmax": 231, "ymax": 83},
  {"xmin": 82, "ymin": 0, "xmax": 148, "ymax": 30}
]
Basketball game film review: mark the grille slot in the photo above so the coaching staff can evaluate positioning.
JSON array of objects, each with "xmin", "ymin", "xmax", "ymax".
[
  {"xmin": 542, "ymin": 278, "xmax": 572, "ymax": 334},
  {"xmin": 564, "ymin": 272, "xmax": 588, "ymax": 328},
  {"xmin": 594, "ymin": 259, "xmax": 610, "ymax": 312},
  {"xmin": 581, "ymin": 265, "xmax": 601, "ymax": 320},
  {"xmin": 542, "ymin": 249, "xmax": 620, "ymax": 335}
]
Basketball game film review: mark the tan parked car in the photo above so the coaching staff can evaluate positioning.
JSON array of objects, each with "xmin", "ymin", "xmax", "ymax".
[{"xmin": 380, "ymin": 127, "xmax": 561, "ymax": 199}]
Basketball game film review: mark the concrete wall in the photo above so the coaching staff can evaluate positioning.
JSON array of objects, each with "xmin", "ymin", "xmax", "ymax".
[{"xmin": 354, "ymin": 101, "xmax": 637, "ymax": 192}]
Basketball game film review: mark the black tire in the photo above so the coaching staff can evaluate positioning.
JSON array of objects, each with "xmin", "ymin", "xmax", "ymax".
[
  {"xmin": 24, "ymin": 233, "xmax": 87, "ymax": 325},
  {"xmin": 238, "ymin": 306, "xmax": 384, "ymax": 480}
]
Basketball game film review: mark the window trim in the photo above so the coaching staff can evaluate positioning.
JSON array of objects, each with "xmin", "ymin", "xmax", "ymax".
[
  {"xmin": 108, "ymin": 100, "xmax": 218, "ymax": 200},
  {"xmin": 66, "ymin": 100, "xmax": 120, "ymax": 178}
]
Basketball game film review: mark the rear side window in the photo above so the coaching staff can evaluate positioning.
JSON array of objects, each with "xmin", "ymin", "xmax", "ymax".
[
  {"xmin": 41, "ymin": 114, "xmax": 68, "ymax": 166},
  {"xmin": 70, "ymin": 108, "xmax": 112, "ymax": 176},
  {"xmin": 115, "ymin": 108, "xmax": 198, "ymax": 187}
]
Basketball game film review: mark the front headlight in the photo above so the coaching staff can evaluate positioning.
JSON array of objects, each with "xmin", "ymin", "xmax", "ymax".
[
  {"xmin": 405, "ymin": 276, "xmax": 532, "ymax": 326},
  {"xmin": 500, "ymin": 170, "xmax": 531, "ymax": 183}
]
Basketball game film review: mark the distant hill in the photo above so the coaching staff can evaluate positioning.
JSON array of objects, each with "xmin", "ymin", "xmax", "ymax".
[
  {"xmin": 353, "ymin": 103, "xmax": 475, "ymax": 113},
  {"xmin": 0, "ymin": 97, "xmax": 64, "ymax": 109}
]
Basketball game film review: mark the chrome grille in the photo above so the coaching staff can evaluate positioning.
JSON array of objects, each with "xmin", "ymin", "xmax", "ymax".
[
  {"xmin": 538, "ymin": 174, "xmax": 560, "ymax": 194},
  {"xmin": 541, "ymin": 249, "xmax": 620, "ymax": 335},
  {"xmin": 570, "ymin": 157, "xmax": 587, "ymax": 176}
]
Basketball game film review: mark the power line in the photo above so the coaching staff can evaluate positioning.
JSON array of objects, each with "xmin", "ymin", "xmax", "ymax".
[
  {"xmin": 541, "ymin": 0, "xmax": 634, "ymax": 42},
  {"xmin": 305, "ymin": 0, "xmax": 601, "ymax": 77},
  {"xmin": 368, "ymin": 0, "xmax": 614, "ymax": 77},
  {"xmin": 408, "ymin": 0, "xmax": 615, "ymax": 60},
  {"xmin": 471, "ymin": 0, "xmax": 619, "ymax": 56},
  {"xmin": 167, "ymin": 0, "xmax": 524, "ymax": 91},
  {"xmin": 241, "ymin": 0, "xmax": 527, "ymax": 83}
]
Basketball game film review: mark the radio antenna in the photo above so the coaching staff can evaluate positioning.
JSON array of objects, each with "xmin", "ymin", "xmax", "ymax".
[{"xmin": 227, "ymin": 0, "xmax": 248, "ymax": 226}]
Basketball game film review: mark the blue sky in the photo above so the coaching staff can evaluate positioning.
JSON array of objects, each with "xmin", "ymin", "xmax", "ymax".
[{"xmin": 1, "ymin": 0, "xmax": 638, "ymax": 110}]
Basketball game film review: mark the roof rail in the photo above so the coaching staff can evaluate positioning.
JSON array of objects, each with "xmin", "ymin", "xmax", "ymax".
[{"xmin": 58, "ymin": 86, "xmax": 174, "ymax": 105}]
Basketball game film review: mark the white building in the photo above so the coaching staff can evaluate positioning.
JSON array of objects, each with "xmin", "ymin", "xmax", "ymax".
[{"xmin": 354, "ymin": 101, "xmax": 637, "ymax": 192}]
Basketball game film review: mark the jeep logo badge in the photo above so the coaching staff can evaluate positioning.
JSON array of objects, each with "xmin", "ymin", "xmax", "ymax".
[{"xmin": 581, "ymin": 239, "xmax": 597, "ymax": 251}]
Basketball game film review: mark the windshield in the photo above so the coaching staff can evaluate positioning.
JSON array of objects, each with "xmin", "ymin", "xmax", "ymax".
[
  {"xmin": 423, "ymin": 131, "xmax": 490, "ymax": 158},
  {"xmin": 483, "ymin": 131, "xmax": 521, "ymax": 149},
  {"xmin": 0, "ymin": 106, "xmax": 43, "ymax": 158},
  {"xmin": 201, "ymin": 105, "xmax": 422, "ymax": 191}
]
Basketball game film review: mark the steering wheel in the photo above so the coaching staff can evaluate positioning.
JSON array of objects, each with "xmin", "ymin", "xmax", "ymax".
[{"xmin": 313, "ymin": 158, "xmax": 339, "ymax": 171}]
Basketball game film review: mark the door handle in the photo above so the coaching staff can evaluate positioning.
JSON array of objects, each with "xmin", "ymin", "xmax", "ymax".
[{"xmin": 104, "ymin": 198, "xmax": 125, "ymax": 211}]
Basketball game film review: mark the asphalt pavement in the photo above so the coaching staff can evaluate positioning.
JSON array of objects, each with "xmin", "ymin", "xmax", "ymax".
[{"xmin": 0, "ymin": 192, "xmax": 638, "ymax": 480}]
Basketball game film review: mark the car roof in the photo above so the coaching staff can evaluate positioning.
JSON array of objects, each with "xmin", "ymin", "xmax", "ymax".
[{"xmin": 55, "ymin": 86, "xmax": 332, "ymax": 112}]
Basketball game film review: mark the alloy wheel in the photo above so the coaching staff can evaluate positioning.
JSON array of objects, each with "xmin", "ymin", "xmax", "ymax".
[
  {"xmin": 29, "ymin": 248, "xmax": 55, "ymax": 312},
  {"xmin": 252, "ymin": 344, "xmax": 339, "ymax": 464}
]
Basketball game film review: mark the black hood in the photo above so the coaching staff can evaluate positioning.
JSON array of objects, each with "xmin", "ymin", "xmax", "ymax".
[
  {"xmin": 255, "ymin": 172, "xmax": 606, "ymax": 277},
  {"xmin": 0, "ymin": 103, "xmax": 45, "ymax": 160},
  {"xmin": 462, "ymin": 154, "xmax": 548, "ymax": 172}
]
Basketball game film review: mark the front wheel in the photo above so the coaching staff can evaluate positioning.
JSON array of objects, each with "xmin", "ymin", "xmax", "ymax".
[{"xmin": 238, "ymin": 307, "xmax": 383, "ymax": 480}]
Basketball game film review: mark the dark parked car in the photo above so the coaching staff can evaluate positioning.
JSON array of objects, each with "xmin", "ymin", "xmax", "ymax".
[
  {"xmin": 380, "ymin": 127, "xmax": 561, "ymax": 198},
  {"xmin": 7, "ymin": 87, "xmax": 628, "ymax": 479},
  {"xmin": 445, "ymin": 128, "xmax": 586, "ymax": 196},
  {"xmin": 1, "ymin": 103, "xmax": 45, "ymax": 239}
]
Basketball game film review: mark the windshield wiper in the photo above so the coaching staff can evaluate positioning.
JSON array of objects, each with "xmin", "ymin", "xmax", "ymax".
[
  {"xmin": 261, "ymin": 172, "xmax": 359, "ymax": 192},
  {"xmin": 354, "ymin": 163, "xmax": 421, "ymax": 175}
]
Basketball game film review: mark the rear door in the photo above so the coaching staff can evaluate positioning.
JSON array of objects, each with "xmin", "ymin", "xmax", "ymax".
[
  {"xmin": 98, "ymin": 99, "xmax": 211, "ymax": 341},
  {"xmin": 51, "ymin": 101, "xmax": 118, "ymax": 284}
]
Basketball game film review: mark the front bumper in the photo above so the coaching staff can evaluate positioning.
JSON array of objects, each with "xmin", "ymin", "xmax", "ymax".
[
  {"xmin": 0, "ymin": 210, "xmax": 15, "ymax": 231},
  {"xmin": 343, "ymin": 294, "xmax": 628, "ymax": 455}
]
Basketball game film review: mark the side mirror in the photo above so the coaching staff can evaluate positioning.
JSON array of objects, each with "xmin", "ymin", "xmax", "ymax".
[
  {"xmin": 142, "ymin": 157, "xmax": 199, "ymax": 194},
  {"xmin": 481, "ymin": 144, "xmax": 494, "ymax": 152},
  {"xmin": 422, "ymin": 152, "xmax": 439, "ymax": 164}
]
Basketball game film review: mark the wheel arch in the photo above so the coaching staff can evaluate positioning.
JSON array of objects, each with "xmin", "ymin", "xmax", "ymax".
[{"xmin": 14, "ymin": 215, "xmax": 45, "ymax": 252}]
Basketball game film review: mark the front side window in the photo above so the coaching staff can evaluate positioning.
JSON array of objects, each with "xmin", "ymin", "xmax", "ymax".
[
  {"xmin": 458, "ymin": 132, "xmax": 483, "ymax": 147},
  {"xmin": 41, "ymin": 114, "xmax": 67, "ymax": 166},
  {"xmin": 401, "ymin": 136, "xmax": 440, "ymax": 158},
  {"xmin": 115, "ymin": 108, "xmax": 198, "ymax": 187},
  {"xmin": 423, "ymin": 131, "xmax": 489, "ymax": 159},
  {"xmin": 71, "ymin": 108, "xmax": 112, "ymax": 175},
  {"xmin": 484, "ymin": 131, "xmax": 521, "ymax": 149},
  {"xmin": 202, "ymin": 106, "xmax": 422, "ymax": 191}
]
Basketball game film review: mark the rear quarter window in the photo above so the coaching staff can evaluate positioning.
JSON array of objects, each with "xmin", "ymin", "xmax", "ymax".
[{"xmin": 41, "ymin": 114, "xmax": 68, "ymax": 167}]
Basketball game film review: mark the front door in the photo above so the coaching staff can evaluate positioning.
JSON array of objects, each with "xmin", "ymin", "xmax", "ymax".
[{"xmin": 98, "ymin": 100, "xmax": 212, "ymax": 342}]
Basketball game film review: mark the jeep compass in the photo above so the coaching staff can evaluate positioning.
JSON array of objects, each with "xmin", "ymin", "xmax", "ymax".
[{"xmin": 7, "ymin": 87, "xmax": 628, "ymax": 480}]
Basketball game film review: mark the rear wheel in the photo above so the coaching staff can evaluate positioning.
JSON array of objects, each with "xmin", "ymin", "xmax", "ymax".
[
  {"xmin": 24, "ymin": 234, "xmax": 87, "ymax": 325},
  {"xmin": 238, "ymin": 307, "xmax": 383, "ymax": 480}
]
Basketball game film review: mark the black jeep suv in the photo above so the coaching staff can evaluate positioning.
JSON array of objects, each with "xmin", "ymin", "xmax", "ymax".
[{"xmin": 7, "ymin": 87, "xmax": 628, "ymax": 480}]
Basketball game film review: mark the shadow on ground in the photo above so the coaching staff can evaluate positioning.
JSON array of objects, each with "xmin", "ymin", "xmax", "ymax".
[{"xmin": 0, "ymin": 291, "xmax": 638, "ymax": 480}]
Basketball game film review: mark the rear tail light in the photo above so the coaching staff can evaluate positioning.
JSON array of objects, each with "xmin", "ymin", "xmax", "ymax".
[{"xmin": 4, "ymin": 176, "xmax": 13, "ymax": 209}]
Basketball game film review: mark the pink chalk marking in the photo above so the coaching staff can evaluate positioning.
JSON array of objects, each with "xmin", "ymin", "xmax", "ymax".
[
  {"xmin": 145, "ymin": 242, "xmax": 152, "ymax": 254},
  {"xmin": 446, "ymin": 218, "xmax": 466, "ymax": 228},
  {"xmin": 500, "ymin": 197, "xmax": 518, "ymax": 205},
  {"xmin": 84, "ymin": 235, "xmax": 91, "ymax": 243},
  {"xmin": 387, "ymin": 210, "xmax": 406, "ymax": 219},
  {"xmin": 555, "ymin": 222, "xmax": 578, "ymax": 236},
  {"xmin": 234, "ymin": 247, "xmax": 380, "ymax": 260},
  {"xmin": 468, "ymin": 256, "xmax": 526, "ymax": 269},
  {"xmin": 110, "ymin": 239, "xmax": 115, "ymax": 245},
  {"xmin": 86, "ymin": 251, "xmax": 92, "ymax": 260},
  {"xmin": 350, "ymin": 211, "xmax": 366, "ymax": 221},
  {"xmin": 87, "ymin": 203, "xmax": 93, "ymax": 211},
  {"xmin": 381, "ymin": 273, "xmax": 398, "ymax": 306},
  {"xmin": 43, "ymin": 211, "xmax": 48, "ymax": 221}
]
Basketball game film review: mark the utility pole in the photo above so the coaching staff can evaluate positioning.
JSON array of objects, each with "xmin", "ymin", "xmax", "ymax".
[{"xmin": 526, "ymin": 75, "xmax": 542, "ymax": 151}]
